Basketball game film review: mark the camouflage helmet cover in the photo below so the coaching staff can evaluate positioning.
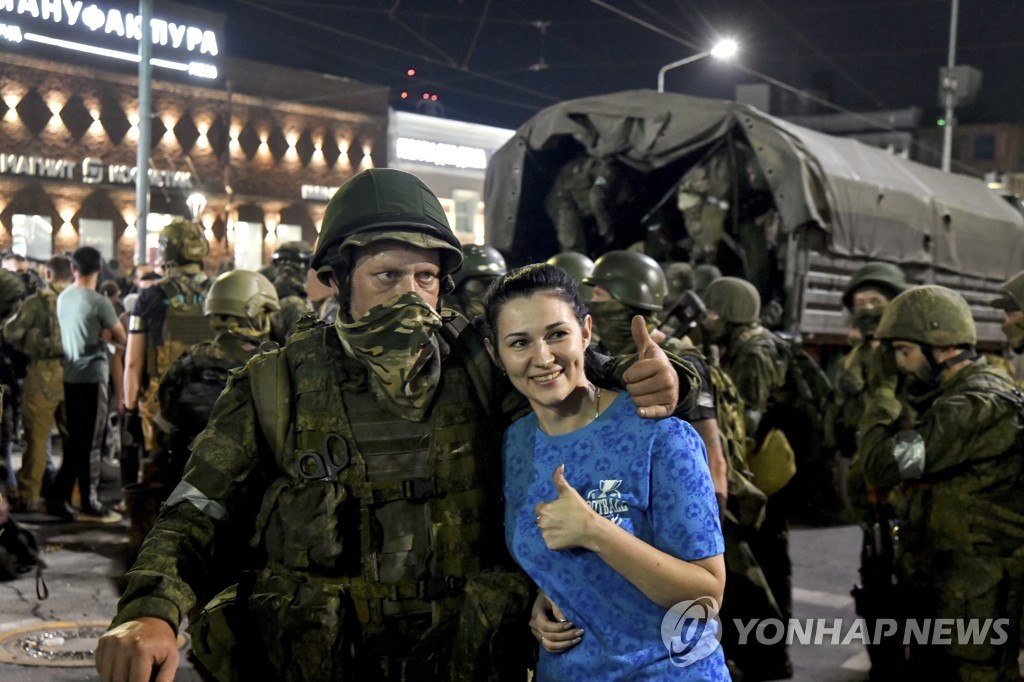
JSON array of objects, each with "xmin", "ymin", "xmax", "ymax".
[
  {"xmin": 703, "ymin": 276, "xmax": 761, "ymax": 324},
  {"xmin": 842, "ymin": 261, "xmax": 908, "ymax": 310},
  {"xmin": 582, "ymin": 250, "xmax": 667, "ymax": 311},
  {"xmin": 312, "ymin": 168, "xmax": 463, "ymax": 285},
  {"xmin": 452, "ymin": 244, "xmax": 507, "ymax": 289},
  {"xmin": 875, "ymin": 285, "xmax": 976, "ymax": 347},
  {"xmin": 204, "ymin": 269, "xmax": 281, "ymax": 322},
  {"xmin": 990, "ymin": 269, "xmax": 1024, "ymax": 312},
  {"xmin": 545, "ymin": 252, "xmax": 594, "ymax": 283},
  {"xmin": 159, "ymin": 217, "xmax": 210, "ymax": 265}
]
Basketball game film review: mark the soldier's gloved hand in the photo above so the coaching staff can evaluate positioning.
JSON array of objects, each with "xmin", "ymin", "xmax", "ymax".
[
  {"xmin": 121, "ymin": 409, "xmax": 145, "ymax": 452},
  {"xmin": 866, "ymin": 343, "xmax": 899, "ymax": 393}
]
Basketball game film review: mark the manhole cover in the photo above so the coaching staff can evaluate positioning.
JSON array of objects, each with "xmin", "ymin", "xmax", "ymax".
[{"xmin": 0, "ymin": 620, "xmax": 186, "ymax": 667}]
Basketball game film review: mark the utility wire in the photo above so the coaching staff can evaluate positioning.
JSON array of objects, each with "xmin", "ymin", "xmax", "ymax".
[
  {"xmin": 589, "ymin": 0, "xmax": 980, "ymax": 175},
  {"xmin": 233, "ymin": 0, "xmax": 561, "ymax": 106}
]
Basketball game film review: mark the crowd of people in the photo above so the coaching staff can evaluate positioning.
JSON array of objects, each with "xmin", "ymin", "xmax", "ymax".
[{"xmin": 0, "ymin": 166, "xmax": 1021, "ymax": 681}]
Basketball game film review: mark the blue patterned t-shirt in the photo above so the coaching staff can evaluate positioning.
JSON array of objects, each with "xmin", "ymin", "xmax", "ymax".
[{"xmin": 503, "ymin": 391, "xmax": 729, "ymax": 681}]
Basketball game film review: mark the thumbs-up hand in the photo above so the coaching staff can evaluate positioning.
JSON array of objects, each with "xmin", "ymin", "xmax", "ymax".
[
  {"xmin": 622, "ymin": 315, "xmax": 678, "ymax": 419},
  {"xmin": 534, "ymin": 465, "xmax": 598, "ymax": 551}
]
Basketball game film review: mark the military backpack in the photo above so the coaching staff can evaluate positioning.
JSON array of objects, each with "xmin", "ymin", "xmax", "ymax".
[{"xmin": 150, "ymin": 276, "xmax": 215, "ymax": 380}]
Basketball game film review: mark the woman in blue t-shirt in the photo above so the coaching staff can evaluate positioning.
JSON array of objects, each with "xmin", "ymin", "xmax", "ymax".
[{"xmin": 483, "ymin": 264, "xmax": 729, "ymax": 681}]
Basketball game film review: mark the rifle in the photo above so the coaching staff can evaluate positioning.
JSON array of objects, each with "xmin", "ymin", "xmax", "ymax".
[{"xmin": 850, "ymin": 497, "xmax": 907, "ymax": 677}]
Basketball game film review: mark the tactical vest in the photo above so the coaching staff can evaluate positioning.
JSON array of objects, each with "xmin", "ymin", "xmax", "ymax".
[
  {"xmin": 35, "ymin": 287, "xmax": 64, "ymax": 361},
  {"xmin": 149, "ymin": 275, "xmax": 215, "ymax": 380},
  {"xmin": 248, "ymin": 321, "xmax": 502, "ymax": 632},
  {"xmin": 674, "ymin": 343, "xmax": 767, "ymax": 527}
]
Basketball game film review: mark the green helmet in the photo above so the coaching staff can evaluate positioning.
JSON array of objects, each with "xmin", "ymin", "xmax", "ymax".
[
  {"xmin": 204, "ymin": 269, "xmax": 281, "ymax": 322},
  {"xmin": 159, "ymin": 217, "xmax": 209, "ymax": 266},
  {"xmin": 452, "ymin": 244, "xmax": 507, "ymax": 289},
  {"xmin": 875, "ymin": 285, "xmax": 976, "ymax": 347},
  {"xmin": 664, "ymin": 262, "xmax": 694, "ymax": 298},
  {"xmin": 693, "ymin": 264, "xmax": 722, "ymax": 298},
  {"xmin": 312, "ymin": 168, "xmax": 463, "ymax": 286},
  {"xmin": 703, "ymin": 276, "xmax": 761, "ymax": 324},
  {"xmin": 842, "ymin": 261, "xmax": 908, "ymax": 310},
  {"xmin": 582, "ymin": 250, "xmax": 667, "ymax": 311},
  {"xmin": 990, "ymin": 269, "xmax": 1024, "ymax": 312},
  {"xmin": 273, "ymin": 241, "xmax": 313, "ymax": 266},
  {"xmin": 546, "ymin": 252, "xmax": 594, "ymax": 283}
]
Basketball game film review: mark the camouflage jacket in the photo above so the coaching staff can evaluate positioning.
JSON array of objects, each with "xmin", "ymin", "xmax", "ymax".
[
  {"xmin": 720, "ymin": 323, "xmax": 787, "ymax": 439},
  {"xmin": 859, "ymin": 358, "xmax": 1024, "ymax": 557},
  {"xmin": 270, "ymin": 294, "xmax": 314, "ymax": 346},
  {"xmin": 826, "ymin": 342, "xmax": 872, "ymax": 457}
]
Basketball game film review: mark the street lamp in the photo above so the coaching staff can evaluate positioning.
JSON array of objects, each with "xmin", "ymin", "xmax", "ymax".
[{"xmin": 657, "ymin": 38, "xmax": 738, "ymax": 93}]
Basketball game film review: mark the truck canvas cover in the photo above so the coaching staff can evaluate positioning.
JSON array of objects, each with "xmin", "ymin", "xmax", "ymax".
[{"xmin": 485, "ymin": 90, "xmax": 1024, "ymax": 344}]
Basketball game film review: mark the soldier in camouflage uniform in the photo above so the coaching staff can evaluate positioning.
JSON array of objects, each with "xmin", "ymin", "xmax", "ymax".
[
  {"xmin": 123, "ymin": 219, "xmax": 212, "ymax": 484},
  {"xmin": 828, "ymin": 262, "xmax": 908, "ymax": 462},
  {"xmin": 544, "ymin": 156, "xmax": 632, "ymax": 254},
  {"xmin": 125, "ymin": 270, "xmax": 280, "ymax": 560},
  {"xmin": 97, "ymin": 168, "xmax": 692, "ymax": 682},
  {"xmin": 988, "ymin": 269, "xmax": 1024, "ymax": 386},
  {"xmin": 3, "ymin": 256, "xmax": 71, "ymax": 511},
  {"xmin": 0, "ymin": 269, "xmax": 24, "ymax": 500},
  {"xmin": 447, "ymin": 244, "xmax": 506, "ymax": 324},
  {"xmin": 269, "ymin": 241, "xmax": 314, "ymax": 344},
  {"xmin": 859, "ymin": 285, "xmax": 1024, "ymax": 681}
]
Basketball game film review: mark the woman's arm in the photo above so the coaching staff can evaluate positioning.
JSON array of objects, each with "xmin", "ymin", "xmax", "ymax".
[{"xmin": 535, "ymin": 464, "xmax": 725, "ymax": 608}]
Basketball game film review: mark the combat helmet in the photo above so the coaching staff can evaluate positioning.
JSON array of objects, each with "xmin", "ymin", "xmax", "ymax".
[
  {"xmin": 582, "ymin": 250, "xmax": 667, "ymax": 311},
  {"xmin": 312, "ymin": 169, "xmax": 463, "ymax": 286},
  {"xmin": 990, "ymin": 270, "xmax": 1024, "ymax": 312},
  {"xmin": 875, "ymin": 285, "xmax": 976, "ymax": 347},
  {"xmin": 272, "ymin": 241, "xmax": 313, "ymax": 266},
  {"xmin": 693, "ymin": 264, "xmax": 722, "ymax": 298},
  {"xmin": 842, "ymin": 262, "xmax": 908, "ymax": 310},
  {"xmin": 452, "ymin": 244, "xmax": 507, "ymax": 290},
  {"xmin": 204, "ymin": 269, "xmax": 280, "ymax": 324},
  {"xmin": 159, "ymin": 217, "xmax": 210, "ymax": 266},
  {"xmin": 546, "ymin": 252, "xmax": 594, "ymax": 284},
  {"xmin": 703, "ymin": 276, "xmax": 761, "ymax": 324}
]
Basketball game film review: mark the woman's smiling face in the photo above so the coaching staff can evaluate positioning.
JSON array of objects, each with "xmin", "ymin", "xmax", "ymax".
[{"xmin": 494, "ymin": 291, "xmax": 592, "ymax": 411}]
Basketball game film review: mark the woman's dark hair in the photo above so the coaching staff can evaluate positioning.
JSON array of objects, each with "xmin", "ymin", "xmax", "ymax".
[{"xmin": 484, "ymin": 263, "xmax": 611, "ymax": 384}]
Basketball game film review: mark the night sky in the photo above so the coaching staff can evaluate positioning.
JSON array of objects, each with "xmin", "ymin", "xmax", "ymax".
[{"xmin": 177, "ymin": 0, "xmax": 1024, "ymax": 131}]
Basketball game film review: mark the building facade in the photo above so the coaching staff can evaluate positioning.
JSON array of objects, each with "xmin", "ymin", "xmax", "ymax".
[{"xmin": 0, "ymin": 0, "xmax": 389, "ymax": 273}]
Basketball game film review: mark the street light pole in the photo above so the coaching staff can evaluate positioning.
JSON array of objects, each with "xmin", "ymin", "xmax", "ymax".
[
  {"xmin": 658, "ymin": 51, "xmax": 711, "ymax": 93},
  {"xmin": 657, "ymin": 39, "xmax": 738, "ymax": 93},
  {"xmin": 940, "ymin": 0, "xmax": 960, "ymax": 173}
]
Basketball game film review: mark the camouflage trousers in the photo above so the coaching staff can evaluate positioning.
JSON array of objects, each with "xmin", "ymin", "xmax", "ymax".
[
  {"xmin": 899, "ymin": 551, "xmax": 1024, "ymax": 682},
  {"xmin": 189, "ymin": 568, "xmax": 532, "ymax": 682},
  {"xmin": 16, "ymin": 362, "xmax": 65, "ymax": 504}
]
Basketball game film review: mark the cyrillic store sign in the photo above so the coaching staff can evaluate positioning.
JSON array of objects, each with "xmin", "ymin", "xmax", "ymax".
[
  {"xmin": 0, "ymin": 0, "xmax": 222, "ymax": 80},
  {"xmin": 395, "ymin": 137, "xmax": 489, "ymax": 170},
  {"xmin": 301, "ymin": 184, "xmax": 340, "ymax": 202},
  {"xmin": 0, "ymin": 153, "xmax": 192, "ymax": 189}
]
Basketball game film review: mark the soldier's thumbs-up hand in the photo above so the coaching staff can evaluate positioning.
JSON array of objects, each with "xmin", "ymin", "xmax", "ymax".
[
  {"xmin": 623, "ymin": 315, "xmax": 678, "ymax": 419},
  {"xmin": 535, "ymin": 465, "xmax": 598, "ymax": 552}
]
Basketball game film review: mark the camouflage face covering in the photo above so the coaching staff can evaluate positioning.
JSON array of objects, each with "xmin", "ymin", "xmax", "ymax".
[
  {"xmin": 851, "ymin": 306, "xmax": 885, "ymax": 339},
  {"xmin": 588, "ymin": 299, "xmax": 637, "ymax": 356},
  {"xmin": 335, "ymin": 290, "xmax": 443, "ymax": 422}
]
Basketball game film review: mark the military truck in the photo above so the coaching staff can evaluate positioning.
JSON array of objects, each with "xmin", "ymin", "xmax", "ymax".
[{"xmin": 484, "ymin": 90, "xmax": 1024, "ymax": 350}]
